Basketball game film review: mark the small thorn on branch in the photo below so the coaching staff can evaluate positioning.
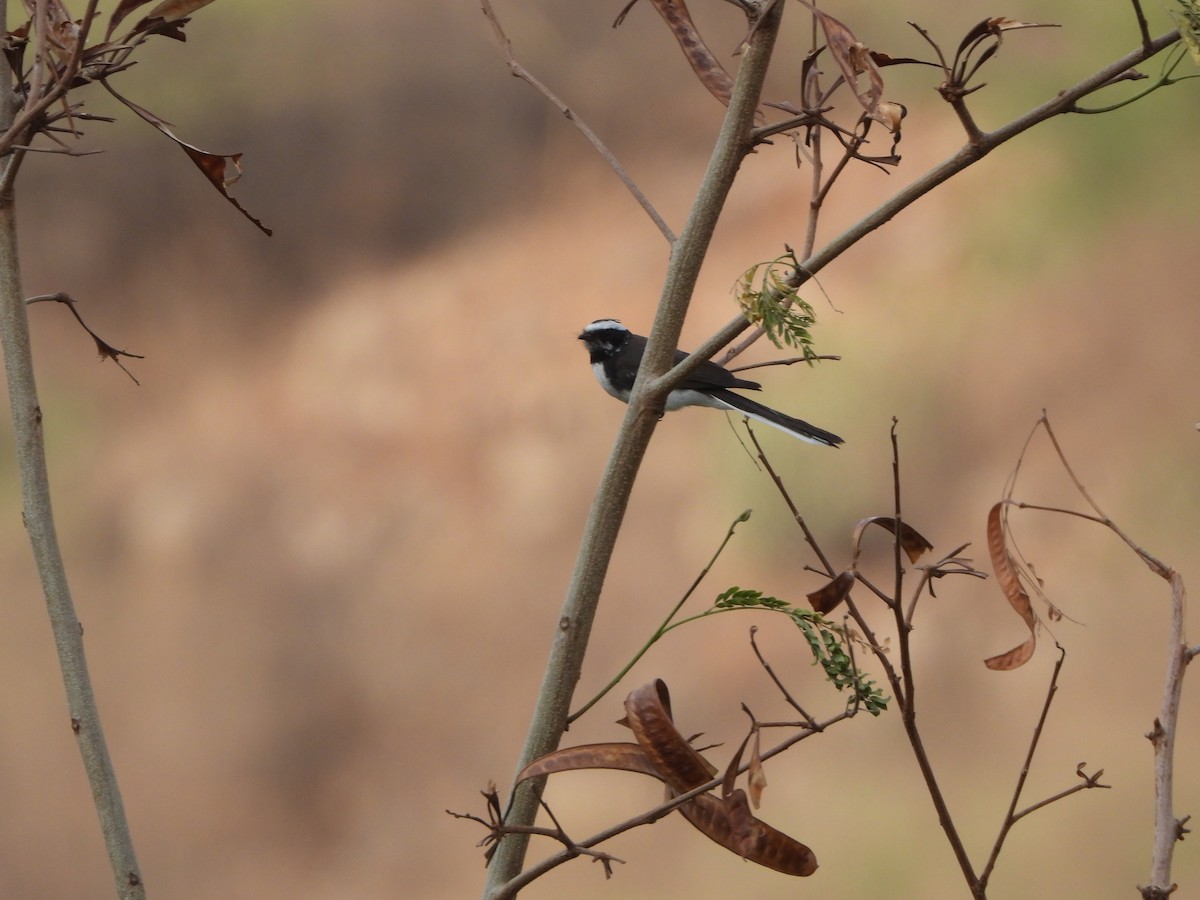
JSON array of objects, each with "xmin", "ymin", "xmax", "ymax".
[{"xmin": 1146, "ymin": 718, "xmax": 1166, "ymax": 746}]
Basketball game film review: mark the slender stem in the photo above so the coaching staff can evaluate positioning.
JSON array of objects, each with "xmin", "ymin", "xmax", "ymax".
[
  {"xmin": 1143, "ymin": 572, "xmax": 1189, "ymax": 895},
  {"xmin": 479, "ymin": 0, "xmax": 675, "ymax": 244},
  {"xmin": 890, "ymin": 424, "xmax": 979, "ymax": 892},
  {"xmin": 978, "ymin": 645, "xmax": 1067, "ymax": 890},
  {"xmin": 566, "ymin": 511, "xmax": 751, "ymax": 724},
  {"xmin": 0, "ymin": 14, "xmax": 144, "ymax": 896}
]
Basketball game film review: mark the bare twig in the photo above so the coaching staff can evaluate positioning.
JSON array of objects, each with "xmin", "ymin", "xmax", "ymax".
[
  {"xmin": 1130, "ymin": 0, "xmax": 1153, "ymax": 51},
  {"xmin": 749, "ymin": 625, "xmax": 818, "ymax": 727},
  {"xmin": 479, "ymin": 0, "xmax": 676, "ymax": 244},
  {"xmin": 744, "ymin": 426, "xmax": 835, "ymax": 575},
  {"xmin": 26, "ymin": 292, "xmax": 144, "ymax": 384},
  {"xmin": 566, "ymin": 509, "xmax": 751, "ymax": 724},
  {"xmin": 726, "ymin": 352, "xmax": 840, "ymax": 373},
  {"xmin": 881, "ymin": 423, "xmax": 981, "ymax": 894},
  {"xmin": 977, "ymin": 645, "xmax": 1108, "ymax": 889}
]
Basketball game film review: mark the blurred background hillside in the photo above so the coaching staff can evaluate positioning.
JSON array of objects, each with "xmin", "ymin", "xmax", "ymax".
[{"xmin": 0, "ymin": 1, "xmax": 1197, "ymax": 898}]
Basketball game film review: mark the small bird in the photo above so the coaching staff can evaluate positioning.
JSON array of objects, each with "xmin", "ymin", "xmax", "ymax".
[{"xmin": 578, "ymin": 318, "xmax": 842, "ymax": 447}]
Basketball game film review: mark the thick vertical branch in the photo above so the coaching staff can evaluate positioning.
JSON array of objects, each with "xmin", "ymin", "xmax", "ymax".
[
  {"xmin": 1142, "ymin": 570, "xmax": 1189, "ymax": 899},
  {"xmin": 0, "ymin": 14, "xmax": 145, "ymax": 899},
  {"xmin": 481, "ymin": 4, "xmax": 786, "ymax": 896}
]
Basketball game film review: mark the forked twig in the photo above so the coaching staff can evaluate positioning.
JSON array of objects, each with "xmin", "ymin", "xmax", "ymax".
[
  {"xmin": 26, "ymin": 292, "xmax": 144, "ymax": 384},
  {"xmin": 977, "ymin": 644, "xmax": 1109, "ymax": 890},
  {"xmin": 749, "ymin": 625, "xmax": 818, "ymax": 727}
]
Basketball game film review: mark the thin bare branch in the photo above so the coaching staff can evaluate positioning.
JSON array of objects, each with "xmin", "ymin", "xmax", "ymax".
[
  {"xmin": 26, "ymin": 292, "xmax": 144, "ymax": 384},
  {"xmin": 749, "ymin": 625, "xmax": 819, "ymax": 727},
  {"xmin": 479, "ymin": 0, "xmax": 675, "ymax": 244},
  {"xmin": 1130, "ymin": 0, "xmax": 1153, "ymax": 51},
  {"xmin": 726, "ymin": 353, "xmax": 840, "ymax": 373},
  {"xmin": 978, "ymin": 644, "xmax": 1077, "ymax": 888}
]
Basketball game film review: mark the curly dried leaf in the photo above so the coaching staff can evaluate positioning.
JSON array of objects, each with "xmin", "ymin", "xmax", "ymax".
[
  {"xmin": 796, "ymin": 0, "xmax": 885, "ymax": 123},
  {"xmin": 130, "ymin": 0, "xmax": 215, "ymax": 37},
  {"xmin": 806, "ymin": 569, "xmax": 854, "ymax": 614},
  {"xmin": 625, "ymin": 679, "xmax": 716, "ymax": 792},
  {"xmin": 106, "ymin": 86, "xmax": 272, "ymax": 235},
  {"xmin": 647, "ymin": 0, "xmax": 736, "ymax": 107},
  {"xmin": 679, "ymin": 790, "xmax": 818, "ymax": 876},
  {"xmin": 869, "ymin": 49, "xmax": 939, "ymax": 68},
  {"xmin": 515, "ymin": 743, "xmax": 662, "ymax": 784},
  {"xmin": 23, "ymin": 0, "xmax": 78, "ymax": 59},
  {"xmin": 984, "ymin": 502, "xmax": 1038, "ymax": 670},
  {"xmin": 850, "ymin": 516, "xmax": 934, "ymax": 567},
  {"xmin": 956, "ymin": 17, "xmax": 1057, "ymax": 59},
  {"xmin": 142, "ymin": 0, "xmax": 215, "ymax": 20},
  {"xmin": 747, "ymin": 730, "xmax": 767, "ymax": 809},
  {"xmin": 521, "ymin": 682, "xmax": 818, "ymax": 876},
  {"xmin": 107, "ymin": 0, "xmax": 159, "ymax": 36}
]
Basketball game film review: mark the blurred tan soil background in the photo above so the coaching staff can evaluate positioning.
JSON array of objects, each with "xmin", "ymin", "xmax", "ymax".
[{"xmin": 0, "ymin": 1, "xmax": 1198, "ymax": 897}]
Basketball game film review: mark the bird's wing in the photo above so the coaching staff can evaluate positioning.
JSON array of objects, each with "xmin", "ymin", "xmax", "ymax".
[{"xmin": 672, "ymin": 347, "xmax": 761, "ymax": 392}]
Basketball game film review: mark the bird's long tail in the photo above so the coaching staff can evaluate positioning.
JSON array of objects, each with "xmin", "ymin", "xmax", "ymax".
[{"xmin": 710, "ymin": 390, "xmax": 843, "ymax": 447}]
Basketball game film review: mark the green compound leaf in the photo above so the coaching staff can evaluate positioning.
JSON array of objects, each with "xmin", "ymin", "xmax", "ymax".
[
  {"xmin": 1172, "ymin": 0, "xmax": 1200, "ymax": 65},
  {"xmin": 732, "ymin": 252, "xmax": 819, "ymax": 354},
  {"xmin": 713, "ymin": 587, "xmax": 889, "ymax": 716}
]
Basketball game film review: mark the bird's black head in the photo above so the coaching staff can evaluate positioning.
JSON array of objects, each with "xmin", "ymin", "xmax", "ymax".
[{"xmin": 578, "ymin": 319, "xmax": 631, "ymax": 364}]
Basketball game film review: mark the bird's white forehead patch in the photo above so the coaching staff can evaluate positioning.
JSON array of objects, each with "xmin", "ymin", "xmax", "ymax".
[{"xmin": 582, "ymin": 318, "xmax": 625, "ymax": 334}]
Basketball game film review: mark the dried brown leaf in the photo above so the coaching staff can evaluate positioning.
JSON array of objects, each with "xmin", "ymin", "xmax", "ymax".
[
  {"xmin": 624, "ymin": 679, "xmax": 716, "ymax": 791},
  {"xmin": 108, "ymin": 0, "xmax": 158, "ymax": 35},
  {"xmin": 647, "ymin": 0, "xmax": 736, "ymax": 107},
  {"xmin": 869, "ymin": 49, "xmax": 938, "ymax": 68},
  {"xmin": 956, "ymin": 17, "xmax": 1056, "ymax": 59},
  {"xmin": 796, "ymin": 0, "xmax": 885, "ymax": 123},
  {"xmin": 123, "ymin": 0, "xmax": 215, "ymax": 41},
  {"xmin": 875, "ymin": 101, "xmax": 906, "ymax": 133},
  {"xmin": 141, "ymin": 0, "xmax": 215, "ymax": 21},
  {"xmin": 983, "ymin": 502, "xmax": 1038, "ymax": 670},
  {"xmin": 521, "ymin": 681, "xmax": 818, "ymax": 877},
  {"xmin": 806, "ymin": 569, "xmax": 854, "ymax": 614},
  {"xmin": 105, "ymin": 86, "xmax": 272, "ymax": 236},
  {"xmin": 679, "ymin": 790, "xmax": 818, "ymax": 876},
  {"xmin": 747, "ymin": 730, "xmax": 767, "ymax": 809},
  {"xmin": 850, "ymin": 516, "xmax": 934, "ymax": 567},
  {"xmin": 515, "ymin": 743, "xmax": 661, "ymax": 783},
  {"xmin": 23, "ymin": 0, "xmax": 78, "ymax": 59}
]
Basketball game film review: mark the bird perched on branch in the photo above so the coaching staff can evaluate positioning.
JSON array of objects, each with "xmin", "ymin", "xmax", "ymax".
[{"xmin": 578, "ymin": 319, "xmax": 842, "ymax": 447}]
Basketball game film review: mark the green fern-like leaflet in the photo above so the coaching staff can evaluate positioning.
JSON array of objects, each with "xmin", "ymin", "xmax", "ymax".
[
  {"xmin": 715, "ymin": 587, "xmax": 888, "ymax": 715},
  {"xmin": 732, "ymin": 250, "xmax": 818, "ymax": 356}
]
